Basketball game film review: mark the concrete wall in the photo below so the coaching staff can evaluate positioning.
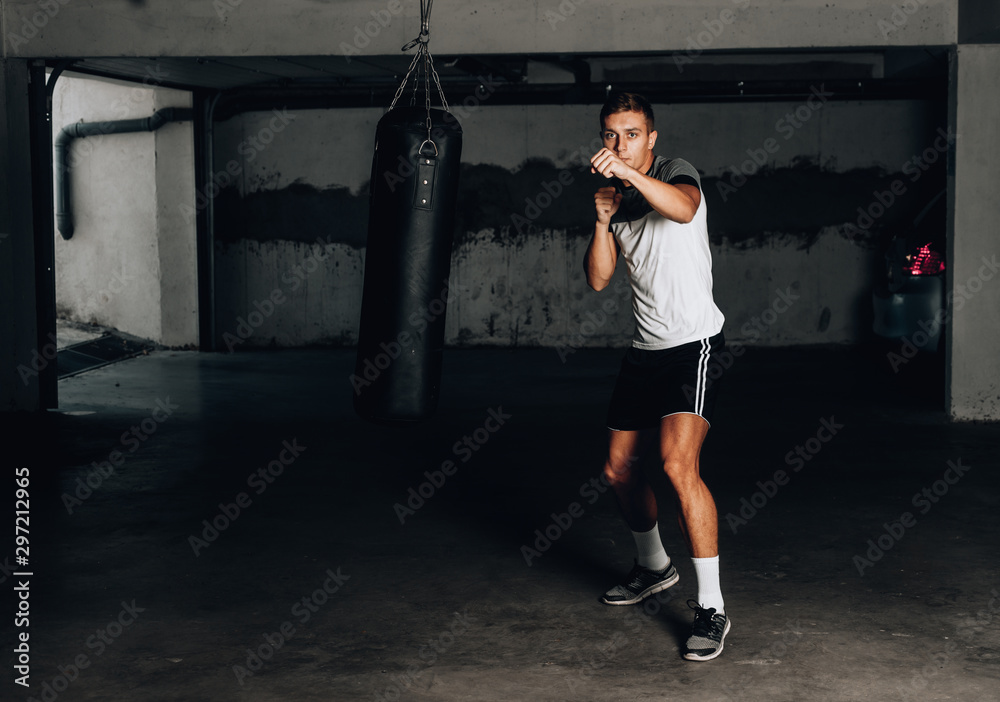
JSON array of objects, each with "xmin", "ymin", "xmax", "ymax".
[
  {"xmin": 2, "ymin": 0, "xmax": 958, "ymax": 58},
  {"xmin": 947, "ymin": 44, "xmax": 1000, "ymax": 421},
  {"xmin": 52, "ymin": 73, "xmax": 197, "ymax": 346},
  {"xmin": 212, "ymin": 97, "xmax": 946, "ymax": 350}
]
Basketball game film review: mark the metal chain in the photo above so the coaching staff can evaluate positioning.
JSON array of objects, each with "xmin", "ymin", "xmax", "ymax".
[
  {"xmin": 429, "ymin": 52, "xmax": 449, "ymax": 113},
  {"xmin": 423, "ymin": 47, "xmax": 432, "ymax": 139},
  {"xmin": 389, "ymin": 48, "xmax": 424, "ymax": 113},
  {"xmin": 409, "ymin": 60, "xmax": 419, "ymax": 107},
  {"xmin": 388, "ymin": 0, "xmax": 450, "ymax": 147}
]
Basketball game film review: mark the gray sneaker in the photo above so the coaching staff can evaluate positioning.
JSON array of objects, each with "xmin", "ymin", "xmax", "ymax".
[
  {"xmin": 601, "ymin": 560, "xmax": 679, "ymax": 605},
  {"xmin": 683, "ymin": 599, "xmax": 731, "ymax": 661}
]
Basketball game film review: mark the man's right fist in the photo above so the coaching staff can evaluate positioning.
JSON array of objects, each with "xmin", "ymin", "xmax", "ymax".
[{"xmin": 595, "ymin": 187, "xmax": 623, "ymax": 225}]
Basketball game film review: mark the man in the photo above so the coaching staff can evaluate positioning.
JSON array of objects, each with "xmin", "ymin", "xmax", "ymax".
[{"xmin": 585, "ymin": 92, "xmax": 729, "ymax": 661}]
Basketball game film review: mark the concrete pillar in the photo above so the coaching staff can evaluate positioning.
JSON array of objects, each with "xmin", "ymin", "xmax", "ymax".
[
  {"xmin": 153, "ymin": 91, "xmax": 198, "ymax": 347},
  {"xmin": 0, "ymin": 59, "xmax": 41, "ymax": 412},
  {"xmin": 946, "ymin": 44, "xmax": 1000, "ymax": 421}
]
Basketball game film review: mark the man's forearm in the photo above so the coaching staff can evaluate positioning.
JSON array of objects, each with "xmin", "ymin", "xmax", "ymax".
[
  {"xmin": 627, "ymin": 171, "xmax": 698, "ymax": 223},
  {"xmin": 585, "ymin": 223, "xmax": 617, "ymax": 291}
]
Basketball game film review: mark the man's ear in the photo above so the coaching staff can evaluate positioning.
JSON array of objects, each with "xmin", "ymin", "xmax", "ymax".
[{"xmin": 648, "ymin": 130, "xmax": 658, "ymax": 150}]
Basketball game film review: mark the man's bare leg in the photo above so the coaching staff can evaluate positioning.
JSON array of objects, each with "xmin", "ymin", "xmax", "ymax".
[
  {"xmin": 603, "ymin": 429, "xmax": 654, "ymax": 532},
  {"xmin": 600, "ymin": 429, "xmax": 679, "ymax": 605},
  {"xmin": 659, "ymin": 414, "xmax": 717, "ymax": 559},
  {"xmin": 660, "ymin": 412, "xmax": 730, "ymax": 661}
]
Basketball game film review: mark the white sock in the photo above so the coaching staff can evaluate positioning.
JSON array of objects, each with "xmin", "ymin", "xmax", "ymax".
[
  {"xmin": 632, "ymin": 524, "xmax": 670, "ymax": 571},
  {"xmin": 691, "ymin": 556, "xmax": 725, "ymax": 613}
]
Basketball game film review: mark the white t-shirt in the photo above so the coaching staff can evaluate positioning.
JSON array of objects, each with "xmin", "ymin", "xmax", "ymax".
[{"xmin": 609, "ymin": 155, "xmax": 725, "ymax": 350}]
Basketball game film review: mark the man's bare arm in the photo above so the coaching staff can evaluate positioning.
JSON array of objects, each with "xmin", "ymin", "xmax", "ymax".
[
  {"xmin": 585, "ymin": 186, "xmax": 621, "ymax": 291},
  {"xmin": 627, "ymin": 174, "xmax": 700, "ymax": 224},
  {"xmin": 591, "ymin": 148, "xmax": 700, "ymax": 224}
]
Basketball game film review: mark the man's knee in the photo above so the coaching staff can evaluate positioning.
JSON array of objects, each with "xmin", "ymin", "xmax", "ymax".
[
  {"xmin": 661, "ymin": 457, "xmax": 699, "ymax": 487},
  {"xmin": 603, "ymin": 457, "xmax": 637, "ymax": 486}
]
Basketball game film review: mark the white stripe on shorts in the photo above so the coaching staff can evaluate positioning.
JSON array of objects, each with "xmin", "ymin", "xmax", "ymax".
[{"xmin": 695, "ymin": 338, "xmax": 710, "ymax": 415}]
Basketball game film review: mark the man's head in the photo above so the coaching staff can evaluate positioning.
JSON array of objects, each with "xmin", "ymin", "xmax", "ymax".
[
  {"xmin": 599, "ymin": 92, "xmax": 657, "ymax": 173},
  {"xmin": 600, "ymin": 91, "xmax": 654, "ymax": 133}
]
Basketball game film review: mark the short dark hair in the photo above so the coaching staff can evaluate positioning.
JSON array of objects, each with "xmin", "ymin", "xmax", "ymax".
[{"xmin": 600, "ymin": 92, "xmax": 654, "ymax": 132}]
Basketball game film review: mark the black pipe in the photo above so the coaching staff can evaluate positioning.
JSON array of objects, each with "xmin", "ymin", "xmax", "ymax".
[
  {"xmin": 55, "ymin": 107, "xmax": 193, "ymax": 240},
  {"xmin": 193, "ymin": 92, "xmax": 220, "ymax": 351}
]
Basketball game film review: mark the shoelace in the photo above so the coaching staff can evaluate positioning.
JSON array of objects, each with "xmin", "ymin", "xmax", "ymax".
[
  {"xmin": 688, "ymin": 600, "xmax": 723, "ymax": 637},
  {"xmin": 625, "ymin": 562, "xmax": 653, "ymax": 589}
]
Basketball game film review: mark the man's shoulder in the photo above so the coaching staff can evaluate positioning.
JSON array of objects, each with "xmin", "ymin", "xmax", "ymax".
[{"xmin": 651, "ymin": 156, "xmax": 701, "ymax": 185}]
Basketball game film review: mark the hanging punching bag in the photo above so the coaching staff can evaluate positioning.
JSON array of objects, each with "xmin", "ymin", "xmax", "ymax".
[{"xmin": 353, "ymin": 106, "xmax": 463, "ymax": 423}]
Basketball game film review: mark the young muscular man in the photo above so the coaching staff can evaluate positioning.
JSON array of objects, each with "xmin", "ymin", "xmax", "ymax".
[{"xmin": 585, "ymin": 92, "xmax": 730, "ymax": 661}]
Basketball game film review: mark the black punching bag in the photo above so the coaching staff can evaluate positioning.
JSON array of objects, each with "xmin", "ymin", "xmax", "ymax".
[{"xmin": 354, "ymin": 107, "xmax": 463, "ymax": 423}]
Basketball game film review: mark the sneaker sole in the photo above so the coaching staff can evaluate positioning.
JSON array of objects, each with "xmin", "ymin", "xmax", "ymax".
[
  {"xmin": 683, "ymin": 617, "xmax": 731, "ymax": 661},
  {"xmin": 600, "ymin": 569, "xmax": 680, "ymax": 606}
]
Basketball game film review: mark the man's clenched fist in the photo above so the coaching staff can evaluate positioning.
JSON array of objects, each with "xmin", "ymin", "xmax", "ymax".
[{"xmin": 595, "ymin": 187, "xmax": 623, "ymax": 225}]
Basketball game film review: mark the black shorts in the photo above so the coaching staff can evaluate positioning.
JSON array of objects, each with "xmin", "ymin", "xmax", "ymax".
[{"xmin": 606, "ymin": 332, "xmax": 725, "ymax": 431}]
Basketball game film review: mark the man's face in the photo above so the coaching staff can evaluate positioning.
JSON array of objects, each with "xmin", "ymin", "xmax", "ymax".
[{"xmin": 601, "ymin": 111, "xmax": 657, "ymax": 173}]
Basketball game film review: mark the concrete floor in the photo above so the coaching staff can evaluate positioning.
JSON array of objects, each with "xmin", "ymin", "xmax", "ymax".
[{"xmin": 5, "ymin": 345, "xmax": 1000, "ymax": 702}]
